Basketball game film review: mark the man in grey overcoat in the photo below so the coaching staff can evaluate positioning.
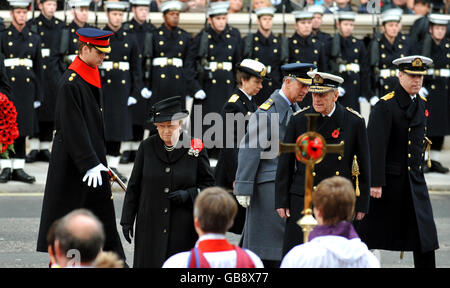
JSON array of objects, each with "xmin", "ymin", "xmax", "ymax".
[{"xmin": 233, "ymin": 63, "xmax": 316, "ymax": 268}]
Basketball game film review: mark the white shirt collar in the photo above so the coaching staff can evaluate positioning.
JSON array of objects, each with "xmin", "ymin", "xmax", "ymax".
[
  {"xmin": 410, "ymin": 94, "xmax": 416, "ymax": 100},
  {"xmin": 279, "ymin": 88, "xmax": 293, "ymax": 107},
  {"xmin": 323, "ymin": 103, "xmax": 336, "ymax": 117},
  {"xmin": 239, "ymin": 88, "xmax": 252, "ymax": 102},
  {"xmin": 195, "ymin": 233, "xmax": 227, "ymax": 247}
]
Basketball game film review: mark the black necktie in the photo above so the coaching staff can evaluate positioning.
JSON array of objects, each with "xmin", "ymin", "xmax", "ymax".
[{"xmin": 290, "ymin": 103, "xmax": 297, "ymax": 113}]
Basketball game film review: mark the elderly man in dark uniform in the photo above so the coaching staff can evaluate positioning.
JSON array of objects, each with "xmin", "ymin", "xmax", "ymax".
[
  {"xmin": 120, "ymin": 0, "xmax": 155, "ymax": 164},
  {"xmin": 100, "ymin": 1, "xmax": 143, "ymax": 183},
  {"xmin": 215, "ymin": 59, "xmax": 267, "ymax": 234},
  {"xmin": 420, "ymin": 14, "xmax": 450, "ymax": 174},
  {"xmin": 0, "ymin": 0, "xmax": 43, "ymax": 184},
  {"xmin": 241, "ymin": 7, "xmax": 283, "ymax": 106},
  {"xmin": 369, "ymin": 9, "xmax": 415, "ymax": 107},
  {"xmin": 288, "ymin": 10, "xmax": 327, "ymax": 108},
  {"xmin": 275, "ymin": 71, "xmax": 371, "ymax": 257},
  {"xmin": 357, "ymin": 55, "xmax": 439, "ymax": 268},
  {"xmin": 57, "ymin": 0, "xmax": 94, "ymax": 71},
  {"xmin": 37, "ymin": 27, "xmax": 126, "ymax": 262},
  {"xmin": 234, "ymin": 63, "xmax": 315, "ymax": 268},
  {"xmin": 327, "ymin": 11, "xmax": 370, "ymax": 112},
  {"xmin": 26, "ymin": 0, "xmax": 64, "ymax": 163},
  {"xmin": 186, "ymin": 1, "xmax": 241, "ymax": 159}
]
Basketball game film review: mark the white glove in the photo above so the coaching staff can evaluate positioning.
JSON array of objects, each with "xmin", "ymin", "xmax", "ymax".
[
  {"xmin": 338, "ymin": 87, "xmax": 345, "ymax": 97},
  {"xmin": 141, "ymin": 87, "xmax": 152, "ymax": 99},
  {"xmin": 194, "ymin": 89, "xmax": 207, "ymax": 100},
  {"xmin": 236, "ymin": 195, "xmax": 251, "ymax": 208},
  {"xmin": 82, "ymin": 163, "xmax": 108, "ymax": 188},
  {"xmin": 370, "ymin": 96, "xmax": 379, "ymax": 106},
  {"xmin": 127, "ymin": 96, "xmax": 137, "ymax": 106},
  {"xmin": 358, "ymin": 97, "xmax": 368, "ymax": 103},
  {"xmin": 33, "ymin": 101, "xmax": 41, "ymax": 109},
  {"xmin": 419, "ymin": 87, "xmax": 429, "ymax": 98}
]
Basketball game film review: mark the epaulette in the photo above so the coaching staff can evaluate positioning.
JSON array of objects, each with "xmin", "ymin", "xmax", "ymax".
[
  {"xmin": 68, "ymin": 72, "xmax": 77, "ymax": 82},
  {"xmin": 381, "ymin": 91, "xmax": 395, "ymax": 101},
  {"xmin": 259, "ymin": 98, "xmax": 274, "ymax": 110},
  {"xmin": 420, "ymin": 95, "xmax": 427, "ymax": 102},
  {"xmin": 346, "ymin": 107, "xmax": 363, "ymax": 119},
  {"xmin": 293, "ymin": 106, "xmax": 310, "ymax": 116},
  {"xmin": 228, "ymin": 94, "xmax": 239, "ymax": 103}
]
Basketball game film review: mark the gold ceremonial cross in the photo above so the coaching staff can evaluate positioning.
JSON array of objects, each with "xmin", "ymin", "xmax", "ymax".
[{"xmin": 279, "ymin": 113, "xmax": 345, "ymax": 242}]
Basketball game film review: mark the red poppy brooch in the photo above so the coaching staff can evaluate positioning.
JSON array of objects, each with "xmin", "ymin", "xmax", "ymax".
[
  {"xmin": 188, "ymin": 138, "xmax": 204, "ymax": 157},
  {"xmin": 332, "ymin": 128, "xmax": 340, "ymax": 139}
]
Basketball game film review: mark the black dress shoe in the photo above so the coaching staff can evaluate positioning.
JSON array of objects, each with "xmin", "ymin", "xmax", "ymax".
[
  {"xmin": 119, "ymin": 151, "xmax": 131, "ymax": 164},
  {"xmin": 129, "ymin": 150, "xmax": 136, "ymax": 163},
  {"xmin": 11, "ymin": 169, "xmax": 36, "ymax": 183},
  {"xmin": 110, "ymin": 167, "xmax": 127, "ymax": 184},
  {"xmin": 25, "ymin": 150, "xmax": 39, "ymax": 163},
  {"xmin": 0, "ymin": 168, "xmax": 12, "ymax": 183},
  {"xmin": 38, "ymin": 150, "xmax": 51, "ymax": 162},
  {"xmin": 430, "ymin": 160, "xmax": 449, "ymax": 174}
]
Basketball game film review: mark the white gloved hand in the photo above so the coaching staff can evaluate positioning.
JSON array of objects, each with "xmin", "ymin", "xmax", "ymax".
[
  {"xmin": 194, "ymin": 89, "xmax": 207, "ymax": 100},
  {"xmin": 82, "ymin": 163, "xmax": 108, "ymax": 188},
  {"xmin": 358, "ymin": 97, "xmax": 368, "ymax": 103},
  {"xmin": 141, "ymin": 87, "xmax": 152, "ymax": 99},
  {"xmin": 338, "ymin": 87, "xmax": 345, "ymax": 97},
  {"xmin": 33, "ymin": 101, "xmax": 41, "ymax": 109},
  {"xmin": 127, "ymin": 96, "xmax": 137, "ymax": 106},
  {"xmin": 419, "ymin": 87, "xmax": 429, "ymax": 98},
  {"xmin": 370, "ymin": 96, "xmax": 379, "ymax": 106},
  {"xmin": 236, "ymin": 195, "xmax": 251, "ymax": 208}
]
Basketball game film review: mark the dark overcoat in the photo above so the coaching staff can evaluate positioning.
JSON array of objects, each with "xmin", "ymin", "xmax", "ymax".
[
  {"xmin": 357, "ymin": 84, "xmax": 439, "ymax": 253},
  {"xmin": 275, "ymin": 103, "xmax": 371, "ymax": 256},
  {"xmin": 120, "ymin": 133, "xmax": 215, "ymax": 268},
  {"xmin": 37, "ymin": 67, "xmax": 125, "ymax": 260}
]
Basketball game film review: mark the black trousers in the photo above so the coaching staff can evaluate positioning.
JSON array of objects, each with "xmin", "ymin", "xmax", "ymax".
[
  {"xmin": 132, "ymin": 124, "xmax": 144, "ymax": 142},
  {"xmin": 106, "ymin": 141, "xmax": 121, "ymax": 156},
  {"xmin": 30, "ymin": 121, "xmax": 54, "ymax": 142},
  {"xmin": 11, "ymin": 136, "xmax": 26, "ymax": 159},
  {"xmin": 413, "ymin": 250, "xmax": 436, "ymax": 268}
]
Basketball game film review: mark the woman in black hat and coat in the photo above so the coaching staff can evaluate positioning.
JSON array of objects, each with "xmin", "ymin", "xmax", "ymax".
[{"xmin": 120, "ymin": 96, "xmax": 215, "ymax": 268}]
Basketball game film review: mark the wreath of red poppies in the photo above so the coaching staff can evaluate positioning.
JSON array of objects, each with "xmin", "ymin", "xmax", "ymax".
[{"xmin": 0, "ymin": 93, "xmax": 19, "ymax": 158}]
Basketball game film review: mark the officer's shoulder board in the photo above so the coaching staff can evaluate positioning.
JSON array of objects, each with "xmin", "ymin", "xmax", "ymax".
[
  {"xmin": 228, "ymin": 94, "xmax": 240, "ymax": 103},
  {"xmin": 293, "ymin": 106, "xmax": 310, "ymax": 116},
  {"xmin": 381, "ymin": 91, "xmax": 395, "ymax": 101},
  {"xmin": 259, "ymin": 98, "xmax": 274, "ymax": 110},
  {"xmin": 420, "ymin": 95, "xmax": 427, "ymax": 102},
  {"xmin": 346, "ymin": 107, "xmax": 363, "ymax": 119}
]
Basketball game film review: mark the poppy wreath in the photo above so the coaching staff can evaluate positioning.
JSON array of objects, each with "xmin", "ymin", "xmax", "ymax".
[{"xmin": 0, "ymin": 93, "xmax": 19, "ymax": 158}]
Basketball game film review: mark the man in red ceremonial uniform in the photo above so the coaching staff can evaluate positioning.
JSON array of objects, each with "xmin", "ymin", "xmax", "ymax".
[
  {"xmin": 162, "ymin": 187, "xmax": 263, "ymax": 268},
  {"xmin": 37, "ymin": 28, "xmax": 126, "ymax": 262}
]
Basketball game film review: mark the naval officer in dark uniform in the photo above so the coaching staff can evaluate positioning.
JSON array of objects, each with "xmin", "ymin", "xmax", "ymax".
[
  {"xmin": 100, "ymin": 1, "xmax": 143, "ymax": 183},
  {"xmin": 215, "ymin": 59, "xmax": 267, "ymax": 234},
  {"xmin": 26, "ymin": 0, "xmax": 64, "ymax": 163},
  {"xmin": 0, "ymin": 0, "xmax": 42, "ymax": 184},
  {"xmin": 275, "ymin": 71, "xmax": 371, "ymax": 257},
  {"xmin": 241, "ymin": 7, "xmax": 283, "ymax": 106},
  {"xmin": 37, "ymin": 27, "xmax": 126, "ymax": 262},
  {"xmin": 357, "ymin": 56, "xmax": 439, "ymax": 268}
]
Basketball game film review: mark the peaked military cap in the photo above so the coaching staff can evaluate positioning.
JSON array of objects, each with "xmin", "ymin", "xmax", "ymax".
[
  {"xmin": 160, "ymin": 0, "xmax": 185, "ymax": 13},
  {"xmin": 307, "ymin": 5, "xmax": 325, "ymax": 15},
  {"xmin": 104, "ymin": 1, "xmax": 129, "ymax": 11},
  {"xmin": 428, "ymin": 14, "xmax": 449, "ymax": 25},
  {"xmin": 207, "ymin": 1, "xmax": 229, "ymax": 17},
  {"xmin": 7, "ymin": 0, "xmax": 32, "ymax": 9},
  {"xmin": 338, "ymin": 11, "xmax": 356, "ymax": 21},
  {"xmin": 282, "ymin": 63, "xmax": 317, "ymax": 85},
  {"xmin": 393, "ymin": 55, "xmax": 433, "ymax": 75},
  {"xmin": 255, "ymin": 7, "xmax": 276, "ymax": 17},
  {"xmin": 307, "ymin": 71, "xmax": 344, "ymax": 93},
  {"xmin": 130, "ymin": 0, "xmax": 151, "ymax": 6},
  {"xmin": 292, "ymin": 10, "xmax": 313, "ymax": 20},
  {"xmin": 76, "ymin": 28, "xmax": 114, "ymax": 53},
  {"xmin": 68, "ymin": 0, "xmax": 92, "ymax": 8},
  {"xmin": 150, "ymin": 96, "xmax": 189, "ymax": 123},
  {"xmin": 381, "ymin": 8, "xmax": 402, "ymax": 23},
  {"xmin": 237, "ymin": 59, "xmax": 270, "ymax": 80}
]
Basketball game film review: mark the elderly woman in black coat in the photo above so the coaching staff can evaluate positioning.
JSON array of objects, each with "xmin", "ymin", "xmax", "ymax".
[{"xmin": 120, "ymin": 96, "xmax": 215, "ymax": 268}]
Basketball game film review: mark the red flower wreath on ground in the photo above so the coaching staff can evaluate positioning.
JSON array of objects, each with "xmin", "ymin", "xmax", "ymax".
[{"xmin": 0, "ymin": 93, "xmax": 19, "ymax": 157}]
